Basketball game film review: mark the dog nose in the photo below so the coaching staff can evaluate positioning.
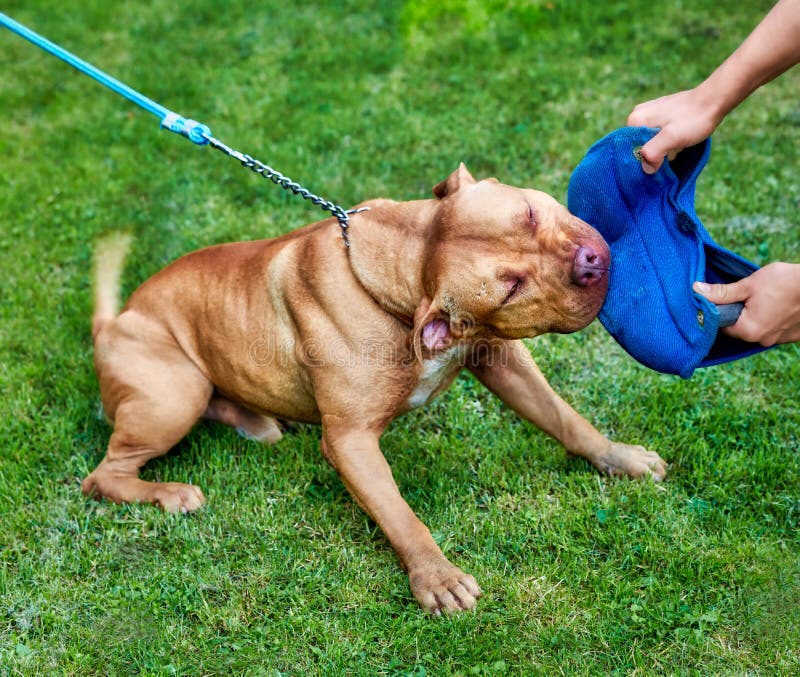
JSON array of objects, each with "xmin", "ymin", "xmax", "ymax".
[{"xmin": 571, "ymin": 245, "xmax": 607, "ymax": 287}]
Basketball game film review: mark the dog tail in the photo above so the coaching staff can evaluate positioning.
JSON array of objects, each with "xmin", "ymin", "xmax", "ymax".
[{"xmin": 92, "ymin": 232, "xmax": 132, "ymax": 339}]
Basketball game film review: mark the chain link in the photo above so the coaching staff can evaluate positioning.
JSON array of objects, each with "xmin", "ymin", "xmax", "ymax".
[{"xmin": 202, "ymin": 133, "xmax": 364, "ymax": 248}]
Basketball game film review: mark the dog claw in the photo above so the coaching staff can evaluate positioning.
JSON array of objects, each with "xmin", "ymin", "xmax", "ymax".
[
  {"xmin": 409, "ymin": 560, "xmax": 482, "ymax": 615},
  {"xmin": 153, "ymin": 482, "xmax": 206, "ymax": 513}
]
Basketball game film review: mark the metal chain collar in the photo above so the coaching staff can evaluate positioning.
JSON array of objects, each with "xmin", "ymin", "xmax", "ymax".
[{"xmin": 202, "ymin": 132, "xmax": 367, "ymax": 248}]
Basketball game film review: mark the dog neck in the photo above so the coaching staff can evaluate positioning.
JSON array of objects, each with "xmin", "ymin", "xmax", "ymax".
[{"xmin": 345, "ymin": 198, "xmax": 437, "ymax": 325}]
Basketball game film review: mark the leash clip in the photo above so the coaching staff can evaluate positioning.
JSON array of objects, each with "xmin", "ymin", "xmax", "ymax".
[{"xmin": 160, "ymin": 112, "xmax": 211, "ymax": 145}]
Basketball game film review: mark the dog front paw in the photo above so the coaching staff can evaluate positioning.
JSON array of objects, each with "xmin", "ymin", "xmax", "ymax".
[
  {"xmin": 408, "ymin": 559, "xmax": 482, "ymax": 615},
  {"xmin": 598, "ymin": 443, "xmax": 667, "ymax": 482}
]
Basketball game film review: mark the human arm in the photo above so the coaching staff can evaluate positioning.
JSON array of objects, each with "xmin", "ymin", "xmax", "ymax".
[{"xmin": 628, "ymin": 0, "xmax": 800, "ymax": 173}]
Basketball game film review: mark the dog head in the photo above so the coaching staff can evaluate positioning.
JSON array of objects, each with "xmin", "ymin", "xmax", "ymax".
[{"xmin": 415, "ymin": 164, "xmax": 609, "ymax": 350}]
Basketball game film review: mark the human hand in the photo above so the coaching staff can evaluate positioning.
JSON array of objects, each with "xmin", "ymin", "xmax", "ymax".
[
  {"xmin": 693, "ymin": 262, "xmax": 800, "ymax": 346},
  {"xmin": 627, "ymin": 87, "xmax": 723, "ymax": 174}
]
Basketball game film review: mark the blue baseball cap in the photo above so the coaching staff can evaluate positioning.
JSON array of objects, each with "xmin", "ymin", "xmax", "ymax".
[{"xmin": 567, "ymin": 126, "xmax": 772, "ymax": 378}]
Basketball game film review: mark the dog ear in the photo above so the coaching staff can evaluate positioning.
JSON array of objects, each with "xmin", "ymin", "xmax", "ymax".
[
  {"xmin": 432, "ymin": 162, "xmax": 477, "ymax": 198},
  {"xmin": 410, "ymin": 297, "xmax": 452, "ymax": 360}
]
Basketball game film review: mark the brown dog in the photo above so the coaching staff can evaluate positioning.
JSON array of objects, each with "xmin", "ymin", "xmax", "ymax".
[{"xmin": 84, "ymin": 164, "xmax": 666, "ymax": 615}]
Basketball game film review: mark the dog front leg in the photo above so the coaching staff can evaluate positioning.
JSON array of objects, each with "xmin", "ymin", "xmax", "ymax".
[
  {"xmin": 469, "ymin": 340, "xmax": 666, "ymax": 481},
  {"xmin": 321, "ymin": 421, "xmax": 481, "ymax": 614}
]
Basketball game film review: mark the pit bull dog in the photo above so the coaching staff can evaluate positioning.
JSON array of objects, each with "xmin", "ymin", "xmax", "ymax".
[{"xmin": 84, "ymin": 164, "xmax": 666, "ymax": 615}]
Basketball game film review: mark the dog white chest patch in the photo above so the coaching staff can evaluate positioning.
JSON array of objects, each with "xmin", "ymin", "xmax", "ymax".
[{"xmin": 405, "ymin": 345, "xmax": 467, "ymax": 409}]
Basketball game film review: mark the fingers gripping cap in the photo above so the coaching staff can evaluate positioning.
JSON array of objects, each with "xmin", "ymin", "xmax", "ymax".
[{"xmin": 567, "ymin": 126, "xmax": 773, "ymax": 378}]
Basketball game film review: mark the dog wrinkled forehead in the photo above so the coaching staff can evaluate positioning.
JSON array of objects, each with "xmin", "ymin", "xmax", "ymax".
[
  {"xmin": 428, "ymin": 167, "xmax": 606, "ymax": 294},
  {"xmin": 438, "ymin": 190, "xmax": 574, "ymax": 255},
  {"xmin": 433, "ymin": 165, "xmax": 571, "ymax": 234}
]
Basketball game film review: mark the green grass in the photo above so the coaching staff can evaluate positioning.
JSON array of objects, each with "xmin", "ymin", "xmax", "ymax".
[{"xmin": 1, "ymin": 0, "xmax": 799, "ymax": 674}]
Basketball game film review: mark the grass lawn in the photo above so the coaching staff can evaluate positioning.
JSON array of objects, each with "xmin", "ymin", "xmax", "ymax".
[{"xmin": 2, "ymin": 0, "xmax": 799, "ymax": 674}]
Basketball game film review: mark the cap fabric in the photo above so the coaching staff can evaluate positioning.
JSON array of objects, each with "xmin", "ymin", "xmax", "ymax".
[{"xmin": 567, "ymin": 126, "xmax": 772, "ymax": 378}]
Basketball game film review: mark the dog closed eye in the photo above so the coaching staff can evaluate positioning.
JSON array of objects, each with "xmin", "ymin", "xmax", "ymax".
[{"xmin": 527, "ymin": 204, "xmax": 537, "ymax": 234}]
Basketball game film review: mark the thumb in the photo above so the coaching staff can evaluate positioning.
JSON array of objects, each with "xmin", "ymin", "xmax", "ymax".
[
  {"xmin": 638, "ymin": 131, "xmax": 674, "ymax": 174},
  {"xmin": 693, "ymin": 279, "xmax": 750, "ymax": 305}
]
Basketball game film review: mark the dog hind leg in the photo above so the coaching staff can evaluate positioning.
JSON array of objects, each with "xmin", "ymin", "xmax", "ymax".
[
  {"xmin": 85, "ymin": 321, "xmax": 213, "ymax": 512},
  {"xmin": 203, "ymin": 396, "xmax": 283, "ymax": 444}
]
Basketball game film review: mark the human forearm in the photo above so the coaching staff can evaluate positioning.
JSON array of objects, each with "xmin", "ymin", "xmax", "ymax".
[
  {"xmin": 627, "ymin": 0, "xmax": 800, "ymax": 173},
  {"xmin": 699, "ymin": 0, "xmax": 800, "ymax": 119}
]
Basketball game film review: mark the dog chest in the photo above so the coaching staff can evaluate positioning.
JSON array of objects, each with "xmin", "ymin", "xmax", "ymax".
[{"xmin": 404, "ymin": 345, "xmax": 467, "ymax": 409}]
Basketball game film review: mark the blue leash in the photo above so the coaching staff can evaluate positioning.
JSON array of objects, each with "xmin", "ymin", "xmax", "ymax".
[
  {"xmin": 0, "ymin": 11, "xmax": 363, "ymax": 246},
  {"xmin": 1, "ymin": 12, "xmax": 210, "ymax": 145}
]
